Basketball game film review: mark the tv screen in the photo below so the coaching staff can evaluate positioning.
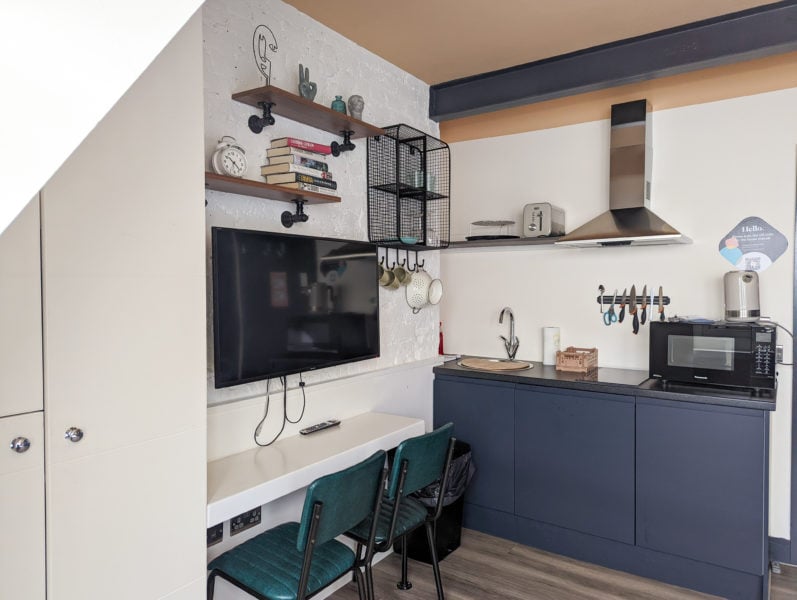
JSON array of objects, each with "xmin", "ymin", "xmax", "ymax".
[{"xmin": 212, "ymin": 227, "xmax": 380, "ymax": 388}]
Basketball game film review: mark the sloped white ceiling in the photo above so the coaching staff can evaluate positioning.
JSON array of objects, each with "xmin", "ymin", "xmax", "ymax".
[{"xmin": 0, "ymin": 0, "xmax": 204, "ymax": 234}]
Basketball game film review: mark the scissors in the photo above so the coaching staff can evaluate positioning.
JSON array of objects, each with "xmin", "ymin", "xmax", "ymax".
[{"xmin": 603, "ymin": 290, "xmax": 618, "ymax": 326}]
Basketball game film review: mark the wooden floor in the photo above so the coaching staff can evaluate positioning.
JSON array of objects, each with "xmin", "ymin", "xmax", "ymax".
[
  {"xmin": 332, "ymin": 528, "xmax": 797, "ymax": 600},
  {"xmin": 774, "ymin": 563, "xmax": 797, "ymax": 600}
]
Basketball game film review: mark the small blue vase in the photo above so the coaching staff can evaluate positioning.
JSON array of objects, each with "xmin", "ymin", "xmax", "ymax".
[{"xmin": 331, "ymin": 95, "xmax": 347, "ymax": 114}]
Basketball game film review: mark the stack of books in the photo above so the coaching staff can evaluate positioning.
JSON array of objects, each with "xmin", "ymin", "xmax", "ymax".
[{"xmin": 261, "ymin": 137, "xmax": 337, "ymax": 196}]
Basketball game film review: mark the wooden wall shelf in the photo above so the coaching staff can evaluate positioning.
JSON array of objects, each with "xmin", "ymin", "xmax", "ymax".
[
  {"xmin": 204, "ymin": 173, "xmax": 340, "ymax": 205},
  {"xmin": 232, "ymin": 85, "xmax": 384, "ymax": 139}
]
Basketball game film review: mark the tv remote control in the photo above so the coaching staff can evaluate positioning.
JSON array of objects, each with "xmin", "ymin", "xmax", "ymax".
[{"xmin": 300, "ymin": 419, "xmax": 340, "ymax": 435}]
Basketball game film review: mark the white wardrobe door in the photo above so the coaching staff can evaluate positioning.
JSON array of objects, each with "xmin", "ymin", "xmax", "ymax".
[
  {"xmin": 0, "ymin": 411, "xmax": 45, "ymax": 600},
  {"xmin": 41, "ymin": 13, "xmax": 206, "ymax": 600},
  {"xmin": 0, "ymin": 197, "xmax": 42, "ymax": 417}
]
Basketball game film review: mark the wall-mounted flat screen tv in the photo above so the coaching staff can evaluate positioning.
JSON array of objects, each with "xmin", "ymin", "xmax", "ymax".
[{"xmin": 212, "ymin": 227, "xmax": 380, "ymax": 388}]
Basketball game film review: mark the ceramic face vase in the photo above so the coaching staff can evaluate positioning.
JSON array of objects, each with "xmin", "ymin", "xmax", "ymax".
[{"xmin": 348, "ymin": 95, "xmax": 364, "ymax": 120}]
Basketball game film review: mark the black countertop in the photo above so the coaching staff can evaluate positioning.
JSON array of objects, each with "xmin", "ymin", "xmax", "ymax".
[
  {"xmin": 435, "ymin": 359, "xmax": 647, "ymax": 391},
  {"xmin": 434, "ymin": 358, "xmax": 776, "ymax": 411}
]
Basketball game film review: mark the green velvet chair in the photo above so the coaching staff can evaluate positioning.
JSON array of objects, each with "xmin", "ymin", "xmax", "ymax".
[
  {"xmin": 207, "ymin": 450, "xmax": 387, "ymax": 600},
  {"xmin": 345, "ymin": 423, "xmax": 456, "ymax": 600}
]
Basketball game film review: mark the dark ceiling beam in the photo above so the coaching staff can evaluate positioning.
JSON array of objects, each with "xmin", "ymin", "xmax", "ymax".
[{"xmin": 429, "ymin": 1, "xmax": 797, "ymax": 122}]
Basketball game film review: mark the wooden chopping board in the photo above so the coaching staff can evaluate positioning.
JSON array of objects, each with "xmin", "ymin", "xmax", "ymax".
[{"xmin": 458, "ymin": 357, "xmax": 532, "ymax": 371}]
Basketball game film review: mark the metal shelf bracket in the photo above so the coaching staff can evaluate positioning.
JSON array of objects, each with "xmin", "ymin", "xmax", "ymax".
[
  {"xmin": 281, "ymin": 199, "xmax": 309, "ymax": 228},
  {"xmin": 248, "ymin": 101, "xmax": 276, "ymax": 133},
  {"xmin": 331, "ymin": 130, "xmax": 356, "ymax": 156}
]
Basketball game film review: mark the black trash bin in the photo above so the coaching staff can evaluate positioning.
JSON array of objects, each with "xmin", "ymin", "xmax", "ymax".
[{"xmin": 395, "ymin": 440, "xmax": 474, "ymax": 564}]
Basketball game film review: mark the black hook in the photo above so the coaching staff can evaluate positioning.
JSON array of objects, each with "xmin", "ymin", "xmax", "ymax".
[
  {"xmin": 248, "ymin": 101, "xmax": 276, "ymax": 134},
  {"xmin": 330, "ymin": 130, "xmax": 356, "ymax": 157},
  {"xmin": 416, "ymin": 251, "xmax": 425, "ymax": 270},
  {"xmin": 399, "ymin": 249, "xmax": 406, "ymax": 267}
]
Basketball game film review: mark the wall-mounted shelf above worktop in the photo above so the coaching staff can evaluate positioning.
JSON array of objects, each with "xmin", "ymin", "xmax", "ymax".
[
  {"xmin": 232, "ymin": 85, "xmax": 384, "ymax": 141},
  {"xmin": 446, "ymin": 236, "xmax": 562, "ymax": 249},
  {"xmin": 204, "ymin": 172, "xmax": 341, "ymax": 205}
]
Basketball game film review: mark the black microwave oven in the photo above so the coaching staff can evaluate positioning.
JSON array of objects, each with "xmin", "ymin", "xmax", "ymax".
[{"xmin": 649, "ymin": 321, "xmax": 776, "ymax": 392}]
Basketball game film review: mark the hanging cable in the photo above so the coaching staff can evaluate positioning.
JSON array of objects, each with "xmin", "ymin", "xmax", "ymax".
[
  {"xmin": 254, "ymin": 376, "xmax": 287, "ymax": 447},
  {"xmin": 254, "ymin": 375, "xmax": 307, "ymax": 445},
  {"xmin": 285, "ymin": 372, "xmax": 307, "ymax": 424}
]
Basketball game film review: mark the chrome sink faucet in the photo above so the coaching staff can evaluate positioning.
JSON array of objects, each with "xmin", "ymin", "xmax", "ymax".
[{"xmin": 499, "ymin": 307, "xmax": 519, "ymax": 360}]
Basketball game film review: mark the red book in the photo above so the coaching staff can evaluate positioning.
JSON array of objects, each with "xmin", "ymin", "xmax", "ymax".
[{"xmin": 270, "ymin": 137, "xmax": 332, "ymax": 155}]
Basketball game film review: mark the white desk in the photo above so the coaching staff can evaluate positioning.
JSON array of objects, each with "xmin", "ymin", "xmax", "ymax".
[{"xmin": 206, "ymin": 412, "xmax": 425, "ymax": 527}]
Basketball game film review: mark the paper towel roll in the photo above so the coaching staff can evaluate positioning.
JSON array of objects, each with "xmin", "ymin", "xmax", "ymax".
[{"xmin": 543, "ymin": 327, "xmax": 560, "ymax": 366}]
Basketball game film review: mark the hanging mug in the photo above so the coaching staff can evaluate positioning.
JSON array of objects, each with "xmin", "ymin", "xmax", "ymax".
[
  {"xmin": 378, "ymin": 264, "xmax": 395, "ymax": 287},
  {"xmin": 392, "ymin": 262, "xmax": 412, "ymax": 286}
]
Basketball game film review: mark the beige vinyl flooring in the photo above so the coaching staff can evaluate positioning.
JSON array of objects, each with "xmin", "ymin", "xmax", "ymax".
[{"xmin": 331, "ymin": 528, "xmax": 797, "ymax": 600}]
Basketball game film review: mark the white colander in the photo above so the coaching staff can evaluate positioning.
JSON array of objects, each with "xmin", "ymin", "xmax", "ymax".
[
  {"xmin": 428, "ymin": 278, "xmax": 443, "ymax": 305},
  {"xmin": 406, "ymin": 268, "xmax": 432, "ymax": 313}
]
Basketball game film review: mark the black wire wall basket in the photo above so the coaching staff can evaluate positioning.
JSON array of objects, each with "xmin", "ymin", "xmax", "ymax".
[{"xmin": 367, "ymin": 124, "xmax": 450, "ymax": 250}]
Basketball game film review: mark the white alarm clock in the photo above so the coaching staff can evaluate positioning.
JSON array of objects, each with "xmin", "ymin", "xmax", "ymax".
[{"xmin": 211, "ymin": 136, "xmax": 247, "ymax": 177}]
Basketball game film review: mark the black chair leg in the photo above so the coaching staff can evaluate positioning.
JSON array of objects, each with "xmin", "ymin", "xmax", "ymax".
[
  {"xmin": 425, "ymin": 521, "xmax": 445, "ymax": 600},
  {"xmin": 397, "ymin": 536, "xmax": 412, "ymax": 590},
  {"xmin": 353, "ymin": 565, "xmax": 367, "ymax": 600},
  {"xmin": 365, "ymin": 561, "xmax": 375, "ymax": 600},
  {"xmin": 207, "ymin": 570, "xmax": 216, "ymax": 600},
  {"xmin": 353, "ymin": 543, "xmax": 364, "ymax": 583}
]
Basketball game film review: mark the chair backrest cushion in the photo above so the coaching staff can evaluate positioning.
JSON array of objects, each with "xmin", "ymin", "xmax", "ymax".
[
  {"xmin": 296, "ymin": 449, "xmax": 386, "ymax": 551},
  {"xmin": 387, "ymin": 423, "xmax": 453, "ymax": 500}
]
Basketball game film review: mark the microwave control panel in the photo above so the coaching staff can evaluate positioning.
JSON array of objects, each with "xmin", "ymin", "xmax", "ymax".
[{"xmin": 753, "ymin": 330, "xmax": 775, "ymax": 376}]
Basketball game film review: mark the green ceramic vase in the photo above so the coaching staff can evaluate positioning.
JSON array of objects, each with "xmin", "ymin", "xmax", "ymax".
[{"xmin": 331, "ymin": 95, "xmax": 347, "ymax": 114}]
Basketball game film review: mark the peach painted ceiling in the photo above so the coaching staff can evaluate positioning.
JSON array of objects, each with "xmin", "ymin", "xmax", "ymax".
[{"xmin": 283, "ymin": 0, "xmax": 774, "ymax": 84}]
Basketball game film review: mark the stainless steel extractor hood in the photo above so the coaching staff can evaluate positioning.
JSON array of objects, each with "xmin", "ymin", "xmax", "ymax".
[{"xmin": 556, "ymin": 99, "xmax": 690, "ymax": 247}]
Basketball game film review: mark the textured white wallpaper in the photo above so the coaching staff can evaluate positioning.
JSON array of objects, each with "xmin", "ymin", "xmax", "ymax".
[{"xmin": 202, "ymin": 0, "xmax": 442, "ymax": 406}]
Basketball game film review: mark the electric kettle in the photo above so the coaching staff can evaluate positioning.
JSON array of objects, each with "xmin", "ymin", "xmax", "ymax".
[{"xmin": 724, "ymin": 270, "xmax": 760, "ymax": 322}]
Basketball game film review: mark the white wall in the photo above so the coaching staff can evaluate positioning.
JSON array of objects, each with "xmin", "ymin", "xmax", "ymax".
[
  {"xmin": 203, "ymin": 4, "xmax": 442, "ymax": 594},
  {"xmin": 207, "ymin": 358, "xmax": 437, "ymax": 461},
  {"xmin": 443, "ymin": 88, "xmax": 797, "ymax": 538}
]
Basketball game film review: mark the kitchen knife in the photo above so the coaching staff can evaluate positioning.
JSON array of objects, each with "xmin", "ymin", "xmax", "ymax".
[
  {"xmin": 629, "ymin": 285, "xmax": 639, "ymax": 334},
  {"xmin": 640, "ymin": 285, "xmax": 648, "ymax": 325},
  {"xmin": 659, "ymin": 286, "xmax": 665, "ymax": 321},
  {"xmin": 618, "ymin": 288, "xmax": 627, "ymax": 323}
]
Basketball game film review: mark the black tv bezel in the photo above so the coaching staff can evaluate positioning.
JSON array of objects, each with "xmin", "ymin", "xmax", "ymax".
[{"xmin": 211, "ymin": 226, "xmax": 381, "ymax": 388}]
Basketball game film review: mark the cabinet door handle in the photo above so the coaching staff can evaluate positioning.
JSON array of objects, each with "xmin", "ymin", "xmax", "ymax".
[
  {"xmin": 10, "ymin": 436, "xmax": 31, "ymax": 453},
  {"xmin": 64, "ymin": 427, "xmax": 84, "ymax": 443}
]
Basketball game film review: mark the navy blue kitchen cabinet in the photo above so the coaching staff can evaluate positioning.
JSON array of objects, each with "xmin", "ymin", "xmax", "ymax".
[
  {"xmin": 433, "ymin": 368, "xmax": 771, "ymax": 599},
  {"xmin": 433, "ymin": 375, "xmax": 515, "ymax": 514},
  {"xmin": 636, "ymin": 397, "xmax": 767, "ymax": 575},
  {"xmin": 514, "ymin": 386, "xmax": 635, "ymax": 543}
]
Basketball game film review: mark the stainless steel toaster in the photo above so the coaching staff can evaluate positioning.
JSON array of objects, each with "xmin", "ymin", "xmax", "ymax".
[{"xmin": 522, "ymin": 203, "xmax": 565, "ymax": 238}]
